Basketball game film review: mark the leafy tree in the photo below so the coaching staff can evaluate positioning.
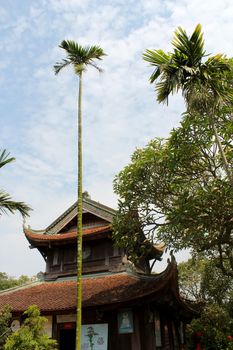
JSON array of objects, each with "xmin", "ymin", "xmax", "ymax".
[
  {"xmin": 54, "ymin": 41, "xmax": 106, "ymax": 350},
  {"xmin": 0, "ymin": 306, "xmax": 11, "ymax": 350},
  {"xmin": 0, "ymin": 150, "xmax": 31, "ymax": 218},
  {"xmin": 178, "ymin": 258, "xmax": 233, "ymax": 349},
  {"xmin": 143, "ymin": 24, "xmax": 233, "ymax": 186},
  {"xmin": 0, "ymin": 273, "xmax": 31, "ymax": 291},
  {"xmin": 178, "ymin": 258, "xmax": 233, "ymax": 304},
  {"xmin": 113, "ymin": 111, "xmax": 233, "ymax": 276},
  {"xmin": 178, "ymin": 259, "xmax": 207, "ymax": 302},
  {"xmin": 186, "ymin": 304, "xmax": 233, "ymax": 350},
  {"xmin": 4, "ymin": 305, "xmax": 57, "ymax": 350}
]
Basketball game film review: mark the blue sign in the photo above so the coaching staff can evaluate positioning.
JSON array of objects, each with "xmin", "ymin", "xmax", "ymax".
[{"xmin": 118, "ymin": 309, "xmax": 134, "ymax": 334}]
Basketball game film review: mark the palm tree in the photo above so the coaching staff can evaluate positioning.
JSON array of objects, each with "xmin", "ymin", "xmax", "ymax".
[
  {"xmin": 143, "ymin": 24, "xmax": 233, "ymax": 186},
  {"xmin": 54, "ymin": 41, "xmax": 106, "ymax": 350},
  {"xmin": 0, "ymin": 150, "xmax": 31, "ymax": 218}
]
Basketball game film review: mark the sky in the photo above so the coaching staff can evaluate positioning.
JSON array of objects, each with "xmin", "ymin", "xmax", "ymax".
[{"xmin": 1, "ymin": 0, "xmax": 233, "ymax": 277}]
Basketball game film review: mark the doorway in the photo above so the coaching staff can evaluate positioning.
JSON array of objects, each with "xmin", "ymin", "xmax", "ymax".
[{"xmin": 59, "ymin": 326, "xmax": 76, "ymax": 350}]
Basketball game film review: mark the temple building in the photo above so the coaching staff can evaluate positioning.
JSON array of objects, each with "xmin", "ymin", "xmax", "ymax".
[{"xmin": 0, "ymin": 197, "xmax": 196, "ymax": 350}]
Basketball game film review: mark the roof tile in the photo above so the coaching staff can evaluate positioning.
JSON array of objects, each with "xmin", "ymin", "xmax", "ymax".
[
  {"xmin": 0, "ymin": 269, "xmax": 175, "ymax": 313},
  {"xmin": 24, "ymin": 225, "xmax": 111, "ymax": 243}
]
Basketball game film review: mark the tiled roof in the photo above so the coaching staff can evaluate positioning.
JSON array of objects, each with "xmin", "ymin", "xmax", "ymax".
[
  {"xmin": 24, "ymin": 225, "xmax": 111, "ymax": 244},
  {"xmin": 0, "ymin": 265, "xmax": 182, "ymax": 313}
]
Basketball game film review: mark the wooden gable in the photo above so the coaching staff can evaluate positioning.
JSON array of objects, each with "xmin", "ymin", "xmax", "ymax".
[{"xmin": 45, "ymin": 197, "xmax": 116, "ymax": 235}]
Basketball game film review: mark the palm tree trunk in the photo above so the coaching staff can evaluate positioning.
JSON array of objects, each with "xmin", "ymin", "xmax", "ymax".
[
  {"xmin": 76, "ymin": 71, "xmax": 83, "ymax": 350},
  {"xmin": 210, "ymin": 114, "xmax": 233, "ymax": 187}
]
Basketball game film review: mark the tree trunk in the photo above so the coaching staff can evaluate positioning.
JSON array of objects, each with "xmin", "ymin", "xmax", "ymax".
[
  {"xmin": 209, "ymin": 114, "xmax": 233, "ymax": 187},
  {"xmin": 76, "ymin": 72, "xmax": 83, "ymax": 350}
]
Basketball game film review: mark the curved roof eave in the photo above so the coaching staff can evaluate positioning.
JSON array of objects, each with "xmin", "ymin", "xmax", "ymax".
[
  {"xmin": 0, "ymin": 261, "xmax": 197, "ymax": 319},
  {"xmin": 23, "ymin": 225, "xmax": 112, "ymax": 246}
]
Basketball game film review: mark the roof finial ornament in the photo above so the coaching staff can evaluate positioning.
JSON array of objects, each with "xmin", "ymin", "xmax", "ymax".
[
  {"xmin": 170, "ymin": 250, "xmax": 176, "ymax": 263},
  {"xmin": 22, "ymin": 218, "xmax": 29, "ymax": 229},
  {"xmin": 83, "ymin": 191, "xmax": 91, "ymax": 200}
]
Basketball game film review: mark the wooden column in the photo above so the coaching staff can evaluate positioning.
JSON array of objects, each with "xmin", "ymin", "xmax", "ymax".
[
  {"xmin": 163, "ymin": 319, "xmax": 172, "ymax": 350},
  {"xmin": 172, "ymin": 322, "xmax": 179, "ymax": 350},
  {"xmin": 142, "ymin": 307, "xmax": 155, "ymax": 350},
  {"xmin": 131, "ymin": 312, "xmax": 141, "ymax": 350}
]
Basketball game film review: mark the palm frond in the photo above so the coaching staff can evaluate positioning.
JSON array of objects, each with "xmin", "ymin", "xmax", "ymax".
[
  {"xmin": 143, "ymin": 49, "xmax": 171, "ymax": 65},
  {"xmin": 172, "ymin": 26, "xmax": 190, "ymax": 55},
  {"xmin": 54, "ymin": 59, "xmax": 71, "ymax": 75},
  {"xmin": 143, "ymin": 49, "xmax": 172, "ymax": 83},
  {"xmin": 84, "ymin": 45, "xmax": 106, "ymax": 61},
  {"xmin": 55, "ymin": 40, "xmax": 106, "ymax": 75},
  {"xmin": 190, "ymin": 24, "xmax": 205, "ymax": 64},
  {"xmin": 0, "ymin": 150, "xmax": 15, "ymax": 169},
  {"xmin": 172, "ymin": 24, "xmax": 205, "ymax": 66},
  {"xmin": 148, "ymin": 67, "xmax": 161, "ymax": 84},
  {"xmin": 88, "ymin": 62, "xmax": 104, "ymax": 73},
  {"xmin": 205, "ymin": 55, "xmax": 232, "ymax": 75},
  {"xmin": 59, "ymin": 40, "xmax": 82, "ymax": 57},
  {"xmin": 0, "ymin": 191, "xmax": 31, "ymax": 218},
  {"xmin": 156, "ymin": 76, "xmax": 177, "ymax": 104}
]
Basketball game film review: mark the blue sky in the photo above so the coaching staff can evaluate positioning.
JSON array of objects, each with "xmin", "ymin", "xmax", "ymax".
[{"xmin": 1, "ymin": 0, "xmax": 233, "ymax": 277}]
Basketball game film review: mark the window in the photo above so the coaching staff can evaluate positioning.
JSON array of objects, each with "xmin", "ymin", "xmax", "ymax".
[{"xmin": 52, "ymin": 249, "xmax": 59, "ymax": 266}]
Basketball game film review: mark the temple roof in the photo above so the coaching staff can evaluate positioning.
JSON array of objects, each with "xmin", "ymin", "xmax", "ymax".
[
  {"xmin": 24, "ymin": 225, "xmax": 111, "ymax": 245},
  {"xmin": 0, "ymin": 261, "xmax": 195, "ymax": 319},
  {"xmin": 23, "ymin": 197, "xmax": 165, "ymax": 258},
  {"xmin": 23, "ymin": 197, "xmax": 116, "ymax": 245}
]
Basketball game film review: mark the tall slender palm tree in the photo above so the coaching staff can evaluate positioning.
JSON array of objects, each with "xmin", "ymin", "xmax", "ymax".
[
  {"xmin": 0, "ymin": 149, "xmax": 31, "ymax": 218},
  {"xmin": 143, "ymin": 24, "xmax": 233, "ymax": 186},
  {"xmin": 54, "ymin": 41, "xmax": 106, "ymax": 350}
]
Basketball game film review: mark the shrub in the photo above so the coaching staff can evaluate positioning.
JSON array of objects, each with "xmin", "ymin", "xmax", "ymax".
[{"xmin": 4, "ymin": 305, "xmax": 57, "ymax": 350}]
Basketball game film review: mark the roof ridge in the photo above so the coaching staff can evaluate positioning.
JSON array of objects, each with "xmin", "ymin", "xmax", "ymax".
[
  {"xmin": 45, "ymin": 202, "xmax": 77, "ymax": 232},
  {"xmin": 83, "ymin": 198, "xmax": 116, "ymax": 214}
]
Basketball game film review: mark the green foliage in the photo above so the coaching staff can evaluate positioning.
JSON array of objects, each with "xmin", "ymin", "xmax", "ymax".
[
  {"xmin": 178, "ymin": 258, "xmax": 233, "ymax": 304},
  {"xmin": 143, "ymin": 24, "xmax": 233, "ymax": 109},
  {"xmin": 113, "ymin": 111, "xmax": 233, "ymax": 276},
  {"xmin": 112, "ymin": 204, "xmax": 151, "ymax": 262},
  {"xmin": 0, "ymin": 151, "xmax": 15, "ymax": 169},
  {"xmin": 201, "ymin": 260, "xmax": 233, "ymax": 305},
  {"xmin": 0, "ymin": 192, "xmax": 31, "ymax": 219},
  {"xmin": 4, "ymin": 305, "xmax": 57, "ymax": 350},
  {"xmin": 178, "ymin": 259, "xmax": 207, "ymax": 302},
  {"xmin": 143, "ymin": 24, "xmax": 233, "ymax": 187},
  {"xmin": 54, "ymin": 40, "xmax": 106, "ymax": 76},
  {"xmin": 186, "ymin": 304, "xmax": 233, "ymax": 350},
  {"xmin": 0, "ymin": 306, "xmax": 12, "ymax": 350},
  {"xmin": 0, "ymin": 273, "xmax": 31, "ymax": 291},
  {"xmin": 0, "ymin": 150, "xmax": 31, "ymax": 218},
  {"xmin": 179, "ymin": 258, "xmax": 233, "ymax": 349}
]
